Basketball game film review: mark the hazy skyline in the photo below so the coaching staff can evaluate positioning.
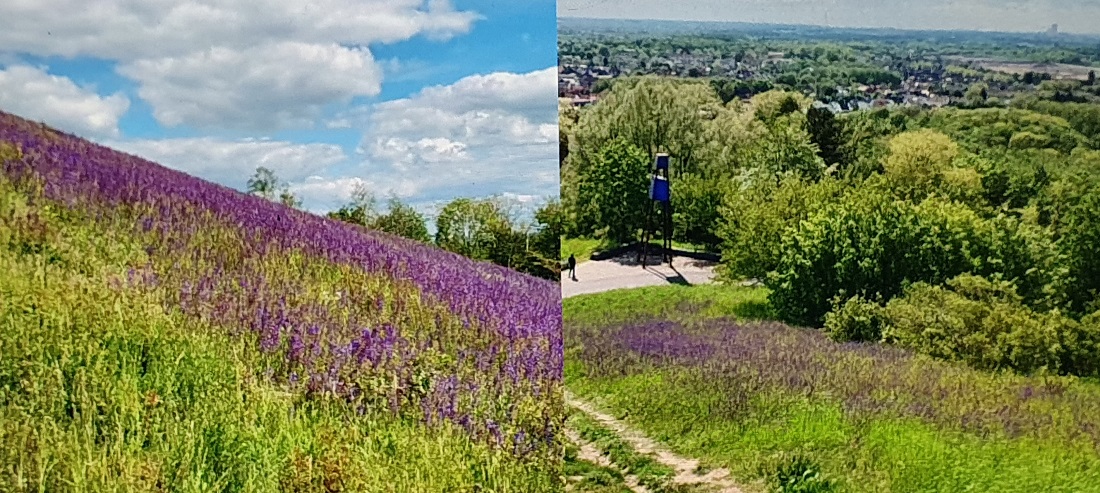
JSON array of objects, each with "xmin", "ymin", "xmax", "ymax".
[{"xmin": 559, "ymin": 0, "xmax": 1100, "ymax": 35}]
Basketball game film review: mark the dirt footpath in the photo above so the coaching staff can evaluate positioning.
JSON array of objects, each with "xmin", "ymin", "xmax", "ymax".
[{"xmin": 567, "ymin": 392, "xmax": 744, "ymax": 493}]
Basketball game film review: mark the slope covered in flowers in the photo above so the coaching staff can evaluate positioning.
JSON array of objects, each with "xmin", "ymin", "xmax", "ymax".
[{"xmin": 0, "ymin": 110, "xmax": 563, "ymax": 491}]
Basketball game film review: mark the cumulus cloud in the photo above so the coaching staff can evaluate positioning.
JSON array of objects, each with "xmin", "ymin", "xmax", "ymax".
[
  {"xmin": 105, "ymin": 137, "xmax": 347, "ymax": 189},
  {"xmin": 289, "ymin": 174, "xmax": 428, "ymax": 214},
  {"xmin": 117, "ymin": 42, "xmax": 383, "ymax": 131},
  {"xmin": 0, "ymin": 64, "xmax": 130, "ymax": 139},
  {"xmin": 323, "ymin": 67, "xmax": 559, "ymax": 207},
  {"xmin": 0, "ymin": 0, "xmax": 480, "ymax": 60},
  {"xmin": 0, "ymin": 0, "xmax": 481, "ymax": 131},
  {"xmin": 368, "ymin": 67, "xmax": 558, "ymax": 127}
]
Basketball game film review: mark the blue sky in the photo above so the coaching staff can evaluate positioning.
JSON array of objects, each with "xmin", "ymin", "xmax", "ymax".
[{"xmin": 0, "ymin": 0, "xmax": 559, "ymax": 227}]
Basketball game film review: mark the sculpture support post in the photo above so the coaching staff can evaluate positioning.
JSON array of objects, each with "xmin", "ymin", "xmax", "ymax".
[{"xmin": 641, "ymin": 153, "xmax": 672, "ymax": 268}]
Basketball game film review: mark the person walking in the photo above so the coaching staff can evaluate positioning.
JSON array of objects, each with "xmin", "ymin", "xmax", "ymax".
[{"xmin": 567, "ymin": 253, "xmax": 577, "ymax": 281}]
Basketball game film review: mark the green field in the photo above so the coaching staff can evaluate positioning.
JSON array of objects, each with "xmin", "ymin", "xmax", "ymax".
[{"xmin": 565, "ymin": 285, "xmax": 1100, "ymax": 493}]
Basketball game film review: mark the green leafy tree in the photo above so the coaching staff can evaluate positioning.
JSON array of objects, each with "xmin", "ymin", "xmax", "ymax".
[
  {"xmin": 372, "ymin": 198, "xmax": 430, "ymax": 243},
  {"xmin": 531, "ymin": 200, "xmax": 564, "ymax": 265},
  {"xmin": 434, "ymin": 198, "xmax": 510, "ymax": 261},
  {"xmin": 247, "ymin": 166, "xmax": 280, "ymax": 200},
  {"xmin": 749, "ymin": 117, "xmax": 827, "ymax": 183},
  {"xmin": 882, "ymin": 129, "xmax": 959, "ymax": 200},
  {"xmin": 248, "ymin": 166, "xmax": 302, "ymax": 209},
  {"xmin": 567, "ymin": 77, "xmax": 719, "ymax": 179},
  {"xmin": 748, "ymin": 90, "xmax": 812, "ymax": 124},
  {"xmin": 965, "ymin": 82, "xmax": 989, "ymax": 106},
  {"xmin": 805, "ymin": 106, "xmax": 846, "ymax": 167},
  {"xmin": 577, "ymin": 138, "xmax": 651, "ymax": 244},
  {"xmin": 1062, "ymin": 187, "xmax": 1100, "ymax": 313},
  {"xmin": 327, "ymin": 184, "xmax": 377, "ymax": 227},
  {"xmin": 717, "ymin": 174, "xmax": 846, "ymax": 282},
  {"xmin": 278, "ymin": 189, "xmax": 302, "ymax": 209},
  {"xmin": 559, "ymin": 98, "xmax": 581, "ymax": 168},
  {"xmin": 769, "ymin": 188, "xmax": 1057, "ymax": 326},
  {"xmin": 671, "ymin": 173, "xmax": 724, "ymax": 250}
]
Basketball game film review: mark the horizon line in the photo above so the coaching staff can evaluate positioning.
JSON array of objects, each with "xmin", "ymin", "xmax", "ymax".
[{"xmin": 557, "ymin": 15, "xmax": 1095, "ymax": 38}]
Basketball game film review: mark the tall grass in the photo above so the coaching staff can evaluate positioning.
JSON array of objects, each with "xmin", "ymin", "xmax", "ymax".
[
  {"xmin": 565, "ymin": 286, "xmax": 1100, "ymax": 493},
  {"xmin": 0, "ymin": 110, "xmax": 563, "ymax": 491}
]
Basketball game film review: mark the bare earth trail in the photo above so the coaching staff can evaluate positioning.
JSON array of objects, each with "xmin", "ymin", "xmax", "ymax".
[
  {"xmin": 562, "ymin": 254, "xmax": 745, "ymax": 493},
  {"xmin": 566, "ymin": 428, "xmax": 650, "ymax": 493}
]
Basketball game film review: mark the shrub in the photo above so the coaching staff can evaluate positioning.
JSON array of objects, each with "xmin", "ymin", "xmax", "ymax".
[
  {"xmin": 823, "ymin": 296, "xmax": 886, "ymax": 343},
  {"xmin": 760, "ymin": 453, "xmax": 835, "ymax": 493},
  {"xmin": 882, "ymin": 274, "xmax": 1100, "ymax": 376},
  {"xmin": 768, "ymin": 187, "xmax": 1058, "ymax": 327}
]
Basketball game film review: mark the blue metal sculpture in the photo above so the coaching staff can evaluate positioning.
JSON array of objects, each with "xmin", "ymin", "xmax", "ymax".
[{"xmin": 640, "ymin": 153, "xmax": 673, "ymax": 267}]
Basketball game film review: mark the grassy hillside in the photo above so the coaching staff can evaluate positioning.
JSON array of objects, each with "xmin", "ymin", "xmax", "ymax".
[
  {"xmin": 564, "ymin": 285, "xmax": 1100, "ymax": 493},
  {"xmin": 0, "ymin": 110, "xmax": 563, "ymax": 492}
]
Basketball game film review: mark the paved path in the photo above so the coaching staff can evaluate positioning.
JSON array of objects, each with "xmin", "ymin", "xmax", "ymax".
[{"xmin": 561, "ymin": 253, "xmax": 719, "ymax": 298}]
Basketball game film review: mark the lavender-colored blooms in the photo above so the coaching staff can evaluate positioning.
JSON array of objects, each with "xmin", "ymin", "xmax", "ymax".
[
  {"xmin": 0, "ymin": 111, "xmax": 563, "ymax": 456},
  {"xmin": 576, "ymin": 315, "xmax": 1100, "ymax": 449}
]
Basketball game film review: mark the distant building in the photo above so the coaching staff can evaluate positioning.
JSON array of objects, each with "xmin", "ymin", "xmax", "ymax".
[{"xmin": 1048, "ymin": 23, "xmax": 1059, "ymax": 35}]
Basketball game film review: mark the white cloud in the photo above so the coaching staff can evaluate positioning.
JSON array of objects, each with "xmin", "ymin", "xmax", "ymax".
[
  {"xmin": 0, "ymin": 0, "xmax": 481, "ymax": 131},
  {"xmin": 289, "ymin": 174, "xmax": 425, "ymax": 213},
  {"xmin": 372, "ymin": 67, "xmax": 558, "ymax": 125},
  {"xmin": 104, "ymin": 137, "xmax": 347, "ymax": 188},
  {"xmin": 320, "ymin": 67, "xmax": 560, "ymax": 208},
  {"xmin": 117, "ymin": 42, "xmax": 383, "ymax": 131},
  {"xmin": 0, "ymin": 0, "xmax": 480, "ymax": 60},
  {"xmin": 0, "ymin": 64, "xmax": 129, "ymax": 139}
]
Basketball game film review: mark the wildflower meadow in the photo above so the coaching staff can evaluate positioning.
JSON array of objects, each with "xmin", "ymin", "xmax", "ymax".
[
  {"xmin": 0, "ymin": 110, "xmax": 563, "ymax": 492},
  {"xmin": 564, "ymin": 285, "xmax": 1100, "ymax": 493}
]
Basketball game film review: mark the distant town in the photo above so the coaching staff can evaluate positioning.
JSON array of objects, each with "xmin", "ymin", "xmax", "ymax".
[{"xmin": 559, "ymin": 20, "xmax": 1100, "ymax": 112}]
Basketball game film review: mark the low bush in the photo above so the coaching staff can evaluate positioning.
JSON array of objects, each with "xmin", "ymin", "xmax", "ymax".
[
  {"xmin": 823, "ymin": 296, "xmax": 886, "ymax": 343},
  {"xmin": 760, "ymin": 453, "xmax": 835, "ymax": 493},
  {"xmin": 769, "ymin": 186, "xmax": 1059, "ymax": 326},
  {"xmin": 882, "ymin": 274, "xmax": 1100, "ymax": 376}
]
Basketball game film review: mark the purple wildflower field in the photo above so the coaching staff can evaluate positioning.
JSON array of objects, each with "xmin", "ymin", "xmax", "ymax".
[
  {"xmin": 0, "ymin": 110, "xmax": 563, "ymax": 458},
  {"xmin": 577, "ymin": 316, "xmax": 1100, "ymax": 451}
]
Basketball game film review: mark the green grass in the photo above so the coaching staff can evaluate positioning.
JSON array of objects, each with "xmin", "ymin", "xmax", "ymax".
[
  {"xmin": 564, "ymin": 284, "xmax": 1100, "ymax": 493},
  {"xmin": 564, "ymin": 283, "xmax": 772, "ymax": 328},
  {"xmin": 563, "ymin": 442, "xmax": 634, "ymax": 493},
  {"xmin": 562, "ymin": 237, "xmax": 607, "ymax": 263},
  {"xmin": 0, "ymin": 177, "xmax": 558, "ymax": 492},
  {"xmin": 566, "ymin": 369, "xmax": 1100, "ymax": 493}
]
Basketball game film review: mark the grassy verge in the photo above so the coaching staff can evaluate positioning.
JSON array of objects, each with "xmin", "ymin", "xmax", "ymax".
[
  {"xmin": 564, "ymin": 284, "xmax": 1100, "ymax": 493},
  {"xmin": 564, "ymin": 284, "xmax": 772, "ymax": 327},
  {"xmin": 563, "ymin": 237, "xmax": 607, "ymax": 263}
]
